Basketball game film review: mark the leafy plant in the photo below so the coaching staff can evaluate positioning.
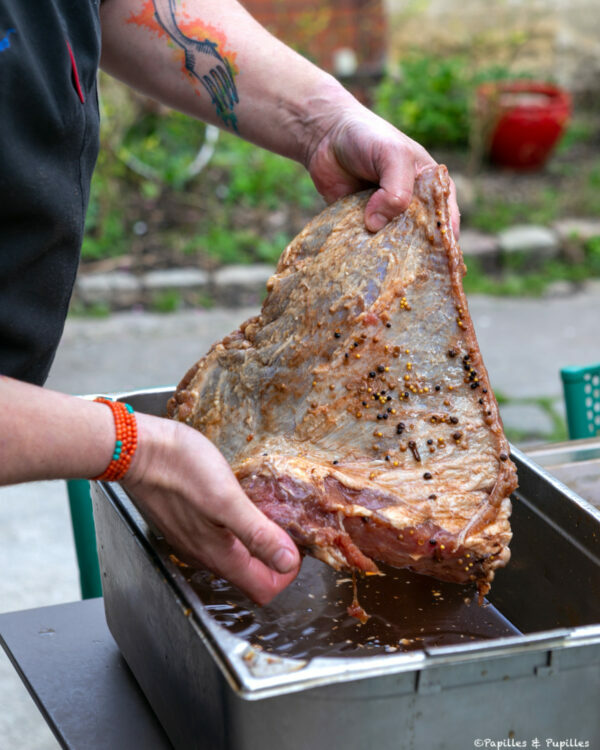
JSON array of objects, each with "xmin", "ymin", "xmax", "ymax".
[
  {"xmin": 185, "ymin": 226, "xmax": 291, "ymax": 266},
  {"xmin": 585, "ymin": 236, "xmax": 600, "ymax": 275},
  {"xmin": 470, "ymin": 187, "xmax": 560, "ymax": 234},
  {"xmin": 463, "ymin": 237, "xmax": 600, "ymax": 297},
  {"xmin": 213, "ymin": 133, "xmax": 317, "ymax": 209},
  {"xmin": 82, "ymin": 156, "xmax": 128, "ymax": 261},
  {"xmin": 151, "ymin": 290, "xmax": 182, "ymax": 313},
  {"xmin": 193, "ymin": 226, "xmax": 256, "ymax": 265},
  {"xmin": 119, "ymin": 109, "xmax": 207, "ymax": 190},
  {"xmin": 375, "ymin": 56, "xmax": 472, "ymax": 148},
  {"xmin": 374, "ymin": 54, "xmax": 531, "ymax": 149}
]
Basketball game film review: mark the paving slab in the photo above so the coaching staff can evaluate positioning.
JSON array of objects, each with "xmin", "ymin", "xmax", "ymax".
[
  {"xmin": 553, "ymin": 218, "xmax": 600, "ymax": 242},
  {"xmin": 498, "ymin": 225, "xmax": 560, "ymax": 258},
  {"xmin": 459, "ymin": 229, "xmax": 501, "ymax": 273},
  {"xmin": 468, "ymin": 289, "xmax": 600, "ymax": 399},
  {"xmin": 499, "ymin": 402, "xmax": 555, "ymax": 437}
]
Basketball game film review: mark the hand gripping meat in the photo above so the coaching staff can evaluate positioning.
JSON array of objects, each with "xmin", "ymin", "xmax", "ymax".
[{"xmin": 168, "ymin": 166, "xmax": 518, "ymax": 600}]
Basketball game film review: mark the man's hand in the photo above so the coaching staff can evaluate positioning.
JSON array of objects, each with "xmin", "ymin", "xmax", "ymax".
[
  {"xmin": 100, "ymin": 0, "xmax": 460, "ymax": 236},
  {"xmin": 305, "ymin": 102, "xmax": 460, "ymax": 236},
  {"xmin": 122, "ymin": 413, "xmax": 301, "ymax": 605}
]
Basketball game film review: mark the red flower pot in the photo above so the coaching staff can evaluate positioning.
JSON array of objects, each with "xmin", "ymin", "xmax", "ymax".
[{"xmin": 477, "ymin": 81, "xmax": 571, "ymax": 170}]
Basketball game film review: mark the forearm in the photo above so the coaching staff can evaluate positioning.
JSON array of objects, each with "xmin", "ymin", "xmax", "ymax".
[
  {"xmin": 0, "ymin": 376, "xmax": 119, "ymax": 484},
  {"xmin": 99, "ymin": 0, "xmax": 354, "ymax": 165}
]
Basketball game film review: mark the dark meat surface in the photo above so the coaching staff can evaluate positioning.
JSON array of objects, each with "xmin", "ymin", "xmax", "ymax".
[{"xmin": 167, "ymin": 165, "xmax": 518, "ymax": 598}]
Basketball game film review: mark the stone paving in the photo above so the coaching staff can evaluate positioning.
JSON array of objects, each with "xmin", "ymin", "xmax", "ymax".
[{"xmin": 2, "ymin": 286, "xmax": 600, "ymax": 748}]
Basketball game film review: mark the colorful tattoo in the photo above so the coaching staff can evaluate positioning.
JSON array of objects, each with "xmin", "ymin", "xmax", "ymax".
[{"xmin": 128, "ymin": 0, "xmax": 239, "ymax": 130}]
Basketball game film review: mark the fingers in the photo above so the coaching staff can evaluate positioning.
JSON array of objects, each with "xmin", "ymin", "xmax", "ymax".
[
  {"xmin": 363, "ymin": 141, "xmax": 419, "ymax": 232},
  {"xmin": 364, "ymin": 186, "xmax": 414, "ymax": 233},
  {"xmin": 210, "ymin": 481, "xmax": 301, "ymax": 575},
  {"xmin": 205, "ymin": 533, "xmax": 299, "ymax": 605}
]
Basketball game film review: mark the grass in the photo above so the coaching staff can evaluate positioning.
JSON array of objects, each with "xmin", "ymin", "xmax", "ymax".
[
  {"xmin": 463, "ymin": 234, "xmax": 600, "ymax": 297},
  {"xmin": 183, "ymin": 226, "xmax": 292, "ymax": 266},
  {"xmin": 68, "ymin": 300, "xmax": 112, "ymax": 318},
  {"xmin": 150, "ymin": 290, "xmax": 182, "ymax": 313},
  {"xmin": 469, "ymin": 186, "xmax": 560, "ymax": 235},
  {"xmin": 212, "ymin": 133, "xmax": 317, "ymax": 210},
  {"xmin": 81, "ymin": 101, "xmax": 316, "ymax": 268}
]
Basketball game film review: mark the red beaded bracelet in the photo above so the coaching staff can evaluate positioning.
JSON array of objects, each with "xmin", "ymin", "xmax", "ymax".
[{"xmin": 93, "ymin": 397, "xmax": 138, "ymax": 481}]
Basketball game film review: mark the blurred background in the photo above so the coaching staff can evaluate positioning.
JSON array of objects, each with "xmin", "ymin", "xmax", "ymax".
[{"xmin": 81, "ymin": 1, "xmax": 599, "ymax": 296}]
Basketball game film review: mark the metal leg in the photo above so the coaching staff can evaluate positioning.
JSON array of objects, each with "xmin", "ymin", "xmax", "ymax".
[{"xmin": 66, "ymin": 479, "xmax": 103, "ymax": 599}]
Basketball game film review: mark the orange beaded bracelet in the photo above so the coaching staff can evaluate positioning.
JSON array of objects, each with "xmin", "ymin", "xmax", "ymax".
[{"xmin": 93, "ymin": 397, "xmax": 138, "ymax": 481}]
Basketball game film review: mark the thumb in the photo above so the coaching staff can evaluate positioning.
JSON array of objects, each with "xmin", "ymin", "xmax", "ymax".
[
  {"xmin": 363, "ymin": 150, "xmax": 416, "ymax": 233},
  {"xmin": 214, "ymin": 490, "xmax": 301, "ymax": 575}
]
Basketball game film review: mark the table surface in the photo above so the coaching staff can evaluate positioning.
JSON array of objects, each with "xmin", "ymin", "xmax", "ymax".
[{"xmin": 0, "ymin": 598, "xmax": 172, "ymax": 750}]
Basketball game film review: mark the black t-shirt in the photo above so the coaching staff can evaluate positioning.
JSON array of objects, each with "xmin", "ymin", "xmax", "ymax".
[{"xmin": 0, "ymin": 0, "xmax": 101, "ymax": 385}]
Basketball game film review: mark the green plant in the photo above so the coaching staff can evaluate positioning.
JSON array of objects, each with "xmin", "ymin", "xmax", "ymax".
[
  {"xmin": 194, "ymin": 293, "xmax": 215, "ymax": 310},
  {"xmin": 585, "ymin": 236, "xmax": 600, "ymax": 275},
  {"xmin": 255, "ymin": 232, "xmax": 291, "ymax": 264},
  {"xmin": 119, "ymin": 109, "xmax": 208, "ymax": 190},
  {"xmin": 375, "ymin": 56, "xmax": 472, "ymax": 148},
  {"xmin": 375, "ymin": 53, "xmax": 534, "ymax": 149},
  {"xmin": 556, "ymin": 119, "xmax": 595, "ymax": 154},
  {"xmin": 192, "ymin": 226, "xmax": 256, "ymax": 265},
  {"xmin": 68, "ymin": 300, "xmax": 111, "ymax": 318},
  {"xmin": 151, "ymin": 290, "xmax": 182, "ymax": 313},
  {"xmin": 463, "ymin": 233, "xmax": 600, "ymax": 298},
  {"xmin": 469, "ymin": 186, "xmax": 560, "ymax": 234},
  {"xmin": 213, "ymin": 133, "xmax": 317, "ymax": 209}
]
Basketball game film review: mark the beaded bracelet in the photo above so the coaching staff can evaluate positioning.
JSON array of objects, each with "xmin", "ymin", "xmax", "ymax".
[{"xmin": 93, "ymin": 397, "xmax": 138, "ymax": 481}]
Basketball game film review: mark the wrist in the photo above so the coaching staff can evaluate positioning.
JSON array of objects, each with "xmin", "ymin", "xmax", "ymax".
[
  {"xmin": 291, "ymin": 73, "xmax": 357, "ymax": 170},
  {"xmin": 121, "ymin": 412, "xmax": 174, "ymax": 490}
]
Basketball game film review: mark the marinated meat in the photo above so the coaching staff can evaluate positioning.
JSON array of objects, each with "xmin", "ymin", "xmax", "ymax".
[{"xmin": 167, "ymin": 165, "xmax": 518, "ymax": 598}]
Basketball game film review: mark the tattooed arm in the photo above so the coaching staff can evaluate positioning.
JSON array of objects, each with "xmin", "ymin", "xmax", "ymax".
[
  {"xmin": 151, "ymin": 0, "xmax": 239, "ymax": 130},
  {"xmin": 100, "ymin": 0, "xmax": 459, "ymax": 233}
]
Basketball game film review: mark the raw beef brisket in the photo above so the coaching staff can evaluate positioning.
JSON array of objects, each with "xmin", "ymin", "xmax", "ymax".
[{"xmin": 167, "ymin": 165, "xmax": 518, "ymax": 598}]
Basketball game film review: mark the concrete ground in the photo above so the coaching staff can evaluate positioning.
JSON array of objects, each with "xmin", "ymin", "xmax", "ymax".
[{"xmin": 1, "ymin": 289, "xmax": 599, "ymax": 748}]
